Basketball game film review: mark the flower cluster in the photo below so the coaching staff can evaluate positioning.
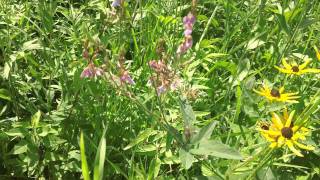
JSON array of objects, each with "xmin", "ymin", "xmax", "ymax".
[
  {"xmin": 177, "ymin": 12, "xmax": 196, "ymax": 56},
  {"xmin": 148, "ymin": 60, "xmax": 181, "ymax": 95},
  {"xmin": 255, "ymin": 52, "xmax": 319, "ymax": 157},
  {"xmin": 81, "ymin": 42, "xmax": 104, "ymax": 79},
  {"xmin": 258, "ymin": 110, "xmax": 314, "ymax": 157}
]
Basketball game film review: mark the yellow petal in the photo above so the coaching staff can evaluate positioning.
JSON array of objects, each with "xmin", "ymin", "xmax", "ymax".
[
  {"xmin": 260, "ymin": 130, "xmax": 281, "ymax": 136},
  {"xmin": 275, "ymin": 66, "xmax": 292, "ymax": 74},
  {"xmin": 282, "ymin": 58, "xmax": 292, "ymax": 69},
  {"xmin": 279, "ymin": 87, "xmax": 285, "ymax": 93},
  {"xmin": 272, "ymin": 113, "xmax": 284, "ymax": 129},
  {"xmin": 285, "ymin": 110, "xmax": 295, "ymax": 127},
  {"xmin": 293, "ymin": 141, "xmax": 315, "ymax": 151},
  {"xmin": 314, "ymin": 46, "xmax": 320, "ymax": 61},
  {"xmin": 270, "ymin": 142, "xmax": 277, "ymax": 148},
  {"xmin": 282, "ymin": 108, "xmax": 289, "ymax": 120},
  {"xmin": 286, "ymin": 140, "xmax": 303, "ymax": 157},
  {"xmin": 299, "ymin": 59, "xmax": 311, "ymax": 70},
  {"xmin": 300, "ymin": 68, "xmax": 320, "ymax": 73}
]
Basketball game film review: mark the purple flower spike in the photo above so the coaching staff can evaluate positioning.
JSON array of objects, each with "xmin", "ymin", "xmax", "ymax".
[
  {"xmin": 120, "ymin": 71, "xmax": 135, "ymax": 85},
  {"xmin": 184, "ymin": 29, "xmax": 193, "ymax": 36},
  {"xmin": 111, "ymin": 0, "xmax": 121, "ymax": 7},
  {"xmin": 183, "ymin": 13, "xmax": 196, "ymax": 25}
]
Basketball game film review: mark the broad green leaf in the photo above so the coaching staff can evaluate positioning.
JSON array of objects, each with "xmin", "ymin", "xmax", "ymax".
[
  {"xmin": 190, "ymin": 140, "xmax": 242, "ymax": 160},
  {"xmin": 123, "ymin": 128, "xmax": 157, "ymax": 150},
  {"xmin": 179, "ymin": 96, "xmax": 195, "ymax": 128},
  {"xmin": 22, "ymin": 39, "xmax": 42, "ymax": 51},
  {"xmin": 246, "ymin": 38, "xmax": 265, "ymax": 50},
  {"xmin": 12, "ymin": 141, "xmax": 28, "ymax": 155},
  {"xmin": 191, "ymin": 121, "xmax": 217, "ymax": 144},
  {"xmin": 80, "ymin": 132, "xmax": 91, "ymax": 180},
  {"xmin": 94, "ymin": 129, "xmax": 107, "ymax": 180},
  {"xmin": 179, "ymin": 148, "xmax": 194, "ymax": 170},
  {"xmin": 5, "ymin": 128, "xmax": 28, "ymax": 138}
]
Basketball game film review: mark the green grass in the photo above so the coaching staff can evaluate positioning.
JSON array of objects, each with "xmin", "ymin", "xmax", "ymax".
[{"xmin": 1, "ymin": 0, "xmax": 320, "ymax": 179}]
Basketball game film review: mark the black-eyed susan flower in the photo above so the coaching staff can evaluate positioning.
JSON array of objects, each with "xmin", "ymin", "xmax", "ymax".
[
  {"xmin": 275, "ymin": 58, "xmax": 320, "ymax": 75},
  {"xmin": 253, "ymin": 84, "xmax": 299, "ymax": 103},
  {"xmin": 314, "ymin": 46, "xmax": 320, "ymax": 61},
  {"xmin": 258, "ymin": 109, "xmax": 315, "ymax": 157}
]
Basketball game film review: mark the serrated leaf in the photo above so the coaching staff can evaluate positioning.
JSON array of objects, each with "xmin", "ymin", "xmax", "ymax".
[{"xmin": 123, "ymin": 128, "xmax": 157, "ymax": 150}]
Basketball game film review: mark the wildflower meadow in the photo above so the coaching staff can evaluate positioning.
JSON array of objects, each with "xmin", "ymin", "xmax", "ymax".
[{"xmin": 1, "ymin": 0, "xmax": 320, "ymax": 179}]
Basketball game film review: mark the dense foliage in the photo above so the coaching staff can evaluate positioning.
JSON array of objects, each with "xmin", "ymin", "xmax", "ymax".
[{"xmin": 1, "ymin": 0, "xmax": 320, "ymax": 179}]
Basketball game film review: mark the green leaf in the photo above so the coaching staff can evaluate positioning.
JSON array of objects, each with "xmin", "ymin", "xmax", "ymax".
[
  {"xmin": 179, "ymin": 148, "xmax": 194, "ymax": 170},
  {"xmin": 123, "ymin": 128, "xmax": 157, "ymax": 150},
  {"xmin": 0, "ymin": 89, "xmax": 11, "ymax": 101},
  {"xmin": 190, "ymin": 140, "xmax": 242, "ymax": 160},
  {"xmin": 191, "ymin": 121, "xmax": 217, "ymax": 144},
  {"xmin": 5, "ymin": 128, "xmax": 28, "ymax": 138},
  {"xmin": 80, "ymin": 132, "xmax": 91, "ymax": 180},
  {"xmin": 12, "ymin": 141, "xmax": 28, "ymax": 155},
  {"xmin": 94, "ymin": 129, "xmax": 107, "ymax": 180},
  {"xmin": 31, "ymin": 110, "xmax": 41, "ymax": 128},
  {"xmin": 179, "ymin": 96, "xmax": 195, "ymax": 128},
  {"xmin": 147, "ymin": 157, "xmax": 161, "ymax": 180},
  {"xmin": 246, "ymin": 38, "xmax": 265, "ymax": 50}
]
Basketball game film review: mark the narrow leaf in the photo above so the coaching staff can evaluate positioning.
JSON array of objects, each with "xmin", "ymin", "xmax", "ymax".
[{"xmin": 80, "ymin": 132, "xmax": 91, "ymax": 180}]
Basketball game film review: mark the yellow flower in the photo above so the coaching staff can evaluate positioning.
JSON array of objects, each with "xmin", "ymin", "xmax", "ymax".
[
  {"xmin": 314, "ymin": 46, "xmax": 320, "ymax": 61},
  {"xmin": 253, "ymin": 84, "xmax": 299, "ymax": 103},
  {"xmin": 275, "ymin": 58, "xmax": 320, "ymax": 75},
  {"xmin": 258, "ymin": 109, "xmax": 315, "ymax": 157}
]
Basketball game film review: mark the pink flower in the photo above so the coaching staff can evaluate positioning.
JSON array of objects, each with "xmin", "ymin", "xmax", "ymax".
[
  {"xmin": 80, "ymin": 64, "xmax": 104, "ymax": 78},
  {"xmin": 81, "ymin": 66, "xmax": 94, "ymax": 78},
  {"xmin": 157, "ymin": 85, "xmax": 167, "ymax": 95},
  {"xmin": 120, "ymin": 71, "xmax": 135, "ymax": 85},
  {"xmin": 112, "ymin": 0, "xmax": 121, "ymax": 7}
]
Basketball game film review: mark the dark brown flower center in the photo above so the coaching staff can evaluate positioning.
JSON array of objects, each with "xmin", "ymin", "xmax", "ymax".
[
  {"xmin": 281, "ymin": 127, "xmax": 293, "ymax": 139},
  {"xmin": 261, "ymin": 125, "xmax": 269, "ymax": 130},
  {"xmin": 270, "ymin": 89, "xmax": 280, "ymax": 97},
  {"xmin": 291, "ymin": 66, "xmax": 299, "ymax": 72}
]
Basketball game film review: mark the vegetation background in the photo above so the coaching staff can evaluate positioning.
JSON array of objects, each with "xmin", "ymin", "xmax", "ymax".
[{"xmin": 0, "ymin": 0, "xmax": 320, "ymax": 179}]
